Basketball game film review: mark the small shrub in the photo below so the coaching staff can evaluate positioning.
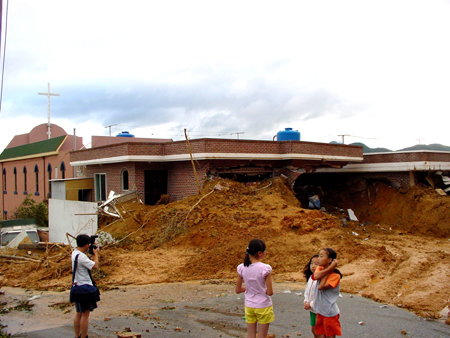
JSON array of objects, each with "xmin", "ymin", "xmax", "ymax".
[{"xmin": 11, "ymin": 195, "xmax": 48, "ymax": 227}]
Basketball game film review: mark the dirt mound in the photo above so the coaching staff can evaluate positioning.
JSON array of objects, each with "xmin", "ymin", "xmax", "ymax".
[
  {"xmin": 1, "ymin": 177, "xmax": 450, "ymax": 319},
  {"xmin": 324, "ymin": 181, "xmax": 450, "ymax": 237}
]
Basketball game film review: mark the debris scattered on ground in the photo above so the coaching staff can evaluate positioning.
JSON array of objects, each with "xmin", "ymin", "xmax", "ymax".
[{"xmin": 1, "ymin": 178, "xmax": 450, "ymax": 320}]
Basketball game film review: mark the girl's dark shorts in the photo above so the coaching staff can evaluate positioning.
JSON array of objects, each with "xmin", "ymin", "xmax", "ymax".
[{"xmin": 75, "ymin": 301, "xmax": 98, "ymax": 313}]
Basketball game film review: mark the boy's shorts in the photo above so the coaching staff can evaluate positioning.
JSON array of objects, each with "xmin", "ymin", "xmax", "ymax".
[
  {"xmin": 310, "ymin": 311, "xmax": 317, "ymax": 326},
  {"xmin": 316, "ymin": 313, "xmax": 342, "ymax": 336},
  {"xmin": 245, "ymin": 305, "xmax": 275, "ymax": 324}
]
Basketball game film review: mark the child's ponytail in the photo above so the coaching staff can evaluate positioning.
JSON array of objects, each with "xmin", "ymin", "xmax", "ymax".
[
  {"xmin": 244, "ymin": 251, "xmax": 251, "ymax": 267},
  {"xmin": 243, "ymin": 239, "xmax": 266, "ymax": 267}
]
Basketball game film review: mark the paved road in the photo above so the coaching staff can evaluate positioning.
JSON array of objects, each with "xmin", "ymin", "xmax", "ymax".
[{"xmin": 5, "ymin": 290, "xmax": 450, "ymax": 338}]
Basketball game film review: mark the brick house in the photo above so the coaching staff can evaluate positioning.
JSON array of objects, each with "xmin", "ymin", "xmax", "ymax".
[
  {"xmin": 298, "ymin": 150, "xmax": 450, "ymax": 190},
  {"xmin": 69, "ymin": 137, "xmax": 364, "ymax": 205}
]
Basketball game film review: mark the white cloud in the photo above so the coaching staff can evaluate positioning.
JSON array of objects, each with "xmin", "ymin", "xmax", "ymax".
[{"xmin": 1, "ymin": 0, "xmax": 450, "ymax": 152}]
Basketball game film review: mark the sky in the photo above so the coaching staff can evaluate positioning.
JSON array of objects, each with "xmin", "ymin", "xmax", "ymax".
[{"xmin": 0, "ymin": 0, "xmax": 449, "ymax": 151}]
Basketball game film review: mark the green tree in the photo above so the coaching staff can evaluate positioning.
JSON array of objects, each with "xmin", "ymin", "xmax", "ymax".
[{"xmin": 12, "ymin": 195, "xmax": 48, "ymax": 227}]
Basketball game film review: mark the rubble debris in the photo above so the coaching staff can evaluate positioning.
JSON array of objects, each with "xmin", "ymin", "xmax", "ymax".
[
  {"xmin": 435, "ymin": 188, "xmax": 447, "ymax": 196},
  {"xmin": 155, "ymin": 194, "xmax": 170, "ymax": 205},
  {"xmin": 308, "ymin": 195, "xmax": 321, "ymax": 209},
  {"xmin": 0, "ymin": 254, "xmax": 41, "ymax": 263},
  {"xmin": 347, "ymin": 209, "xmax": 359, "ymax": 221},
  {"xmin": 117, "ymin": 332, "xmax": 141, "ymax": 338},
  {"xmin": 1, "ymin": 178, "xmax": 450, "ymax": 320},
  {"xmin": 98, "ymin": 190, "xmax": 141, "ymax": 218}
]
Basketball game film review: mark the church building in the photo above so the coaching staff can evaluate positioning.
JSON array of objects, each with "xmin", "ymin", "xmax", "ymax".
[{"xmin": 0, "ymin": 123, "xmax": 83, "ymax": 220}]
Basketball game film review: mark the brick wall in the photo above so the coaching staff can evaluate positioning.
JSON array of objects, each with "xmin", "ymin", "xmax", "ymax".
[
  {"xmin": 364, "ymin": 151, "xmax": 450, "ymax": 163},
  {"xmin": 71, "ymin": 139, "xmax": 363, "ymax": 162},
  {"xmin": 168, "ymin": 161, "xmax": 207, "ymax": 201}
]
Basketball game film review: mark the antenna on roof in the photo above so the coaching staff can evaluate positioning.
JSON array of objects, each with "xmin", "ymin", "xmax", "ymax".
[
  {"xmin": 230, "ymin": 132, "xmax": 244, "ymax": 139},
  {"xmin": 105, "ymin": 124, "xmax": 117, "ymax": 144}
]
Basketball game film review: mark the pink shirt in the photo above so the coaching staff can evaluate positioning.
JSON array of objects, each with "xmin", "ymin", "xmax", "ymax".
[{"xmin": 237, "ymin": 262, "xmax": 273, "ymax": 308}]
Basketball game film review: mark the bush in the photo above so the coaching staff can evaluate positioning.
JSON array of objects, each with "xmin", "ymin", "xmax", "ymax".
[{"xmin": 11, "ymin": 195, "xmax": 48, "ymax": 227}]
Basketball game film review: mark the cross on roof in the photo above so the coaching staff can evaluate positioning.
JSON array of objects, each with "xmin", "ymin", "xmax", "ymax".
[{"xmin": 38, "ymin": 83, "xmax": 60, "ymax": 139}]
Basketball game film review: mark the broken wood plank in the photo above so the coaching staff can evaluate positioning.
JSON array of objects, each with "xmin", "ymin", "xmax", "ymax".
[
  {"xmin": 435, "ymin": 188, "xmax": 447, "ymax": 196},
  {"xmin": 425, "ymin": 173, "xmax": 435, "ymax": 188},
  {"xmin": 0, "ymin": 255, "xmax": 41, "ymax": 263}
]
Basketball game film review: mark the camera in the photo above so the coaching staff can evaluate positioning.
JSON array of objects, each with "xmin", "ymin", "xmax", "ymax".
[{"xmin": 88, "ymin": 235, "xmax": 101, "ymax": 255}]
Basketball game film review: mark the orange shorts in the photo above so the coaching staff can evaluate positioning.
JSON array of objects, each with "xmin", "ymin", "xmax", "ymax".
[{"xmin": 315, "ymin": 313, "xmax": 342, "ymax": 336}]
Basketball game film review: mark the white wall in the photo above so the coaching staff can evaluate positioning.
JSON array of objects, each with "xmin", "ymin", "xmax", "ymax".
[
  {"xmin": 51, "ymin": 181, "xmax": 67, "ymax": 200},
  {"xmin": 49, "ymin": 199, "xmax": 97, "ymax": 245}
]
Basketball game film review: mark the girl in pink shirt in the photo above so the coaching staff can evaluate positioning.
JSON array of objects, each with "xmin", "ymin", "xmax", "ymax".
[{"xmin": 236, "ymin": 239, "xmax": 274, "ymax": 338}]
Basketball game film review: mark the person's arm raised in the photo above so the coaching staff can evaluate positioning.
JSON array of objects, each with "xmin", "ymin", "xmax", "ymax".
[
  {"xmin": 313, "ymin": 260, "xmax": 338, "ymax": 280},
  {"xmin": 91, "ymin": 247, "xmax": 100, "ymax": 269}
]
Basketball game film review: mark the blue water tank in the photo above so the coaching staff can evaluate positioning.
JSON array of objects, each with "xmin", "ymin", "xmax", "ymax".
[
  {"xmin": 116, "ymin": 131, "xmax": 135, "ymax": 138},
  {"xmin": 277, "ymin": 128, "xmax": 301, "ymax": 141}
]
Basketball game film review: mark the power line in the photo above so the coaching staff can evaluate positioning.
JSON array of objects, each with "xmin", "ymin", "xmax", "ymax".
[
  {"xmin": 0, "ymin": 0, "xmax": 9, "ymax": 118},
  {"xmin": 338, "ymin": 134, "xmax": 378, "ymax": 144}
]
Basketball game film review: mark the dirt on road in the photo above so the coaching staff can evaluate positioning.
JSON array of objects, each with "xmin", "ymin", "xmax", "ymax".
[{"xmin": 1, "ymin": 177, "xmax": 450, "ymax": 320}]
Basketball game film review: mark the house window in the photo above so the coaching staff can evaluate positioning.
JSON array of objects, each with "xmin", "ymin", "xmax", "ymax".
[
  {"xmin": 2, "ymin": 168, "xmax": 6, "ymax": 194},
  {"xmin": 23, "ymin": 166, "xmax": 27, "ymax": 194},
  {"xmin": 47, "ymin": 163, "xmax": 52, "ymax": 197},
  {"xmin": 95, "ymin": 173, "xmax": 107, "ymax": 201},
  {"xmin": 60, "ymin": 161, "xmax": 66, "ymax": 179},
  {"xmin": 34, "ymin": 164, "xmax": 40, "ymax": 196},
  {"xmin": 122, "ymin": 169, "xmax": 129, "ymax": 191},
  {"xmin": 13, "ymin": 167, "xmax": 17, "ymax": 194}
]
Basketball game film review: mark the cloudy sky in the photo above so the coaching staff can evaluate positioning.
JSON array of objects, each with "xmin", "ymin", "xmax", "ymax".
[{"xmin": 0, "ymin": 0, "xmax": 449, "ymax": 151}]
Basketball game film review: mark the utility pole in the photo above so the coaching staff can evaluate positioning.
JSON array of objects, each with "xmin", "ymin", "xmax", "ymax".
[
  {"xmin": 338, "ymin": 134, "xmax": 349, "ymax": 144},
  {"xmin": 38, "ymin": 83, "xmax": 60, "ymax": 139},
  {"xmin": 184, "ymin": 129, "xmax": 201, "ymax": 193}
]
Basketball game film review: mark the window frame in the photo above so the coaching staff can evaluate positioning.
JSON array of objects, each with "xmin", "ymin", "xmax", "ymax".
[
  {"xmin": 60, "ymin": 161, "xmax": 66, "ymax": 179},
  {"xmin": 34, "ymin": 164, "xmax": 39, "ymax": 196},
  {"xmin": 2, "ymin": 168, "xmax": 6, "ymax": 194},
  {"xmin": 47, "ymin": 163, "xmax": 52, "ymax": 197},
  {"xmin": 23, "ymin": 166, "xmax": 27, "ymax": 194},
  {"xmin": 94, "ymin": 173, "xmax": 107, "ymax": 201},
  {"xmin": 13, "ymin": 167, "xmax": 17, "ymax": 194},
  {"xmin": 122, "ymin": 169, "xmax": 129, "ymax": 191}
]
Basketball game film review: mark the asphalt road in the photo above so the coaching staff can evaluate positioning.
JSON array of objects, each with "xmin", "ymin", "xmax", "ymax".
[{"xmin": 5, "ymin": 290, "xmax": 450, "ymax": 338}]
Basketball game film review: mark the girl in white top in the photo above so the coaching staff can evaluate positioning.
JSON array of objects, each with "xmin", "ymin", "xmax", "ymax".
[
  {"xmin": 236, "ymin": 239, "xmax": 274, "ymax": 338},
  {"xmin": 303, "ymin": 254, "xmax": 320, "ymax": 338}
]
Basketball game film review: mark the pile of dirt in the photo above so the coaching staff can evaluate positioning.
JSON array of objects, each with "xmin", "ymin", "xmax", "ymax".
[
  {"xmin": 1, "ymin": 177, "xmax": 450, "ymax": 319},
  {"xmin": 323, "ymin": 180, "xmax": 450, "ymax": 237}
]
